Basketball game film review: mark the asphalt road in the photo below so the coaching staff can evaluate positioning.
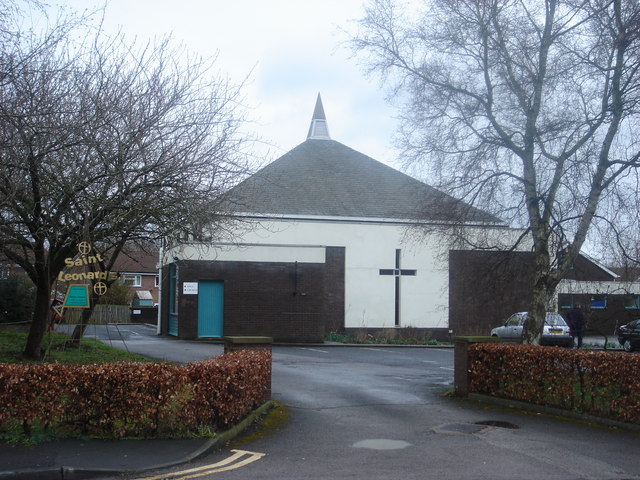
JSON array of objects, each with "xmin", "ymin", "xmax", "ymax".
[{"xmin": 77, "ymin": 325, "xmax": 640, "ymax": 480}]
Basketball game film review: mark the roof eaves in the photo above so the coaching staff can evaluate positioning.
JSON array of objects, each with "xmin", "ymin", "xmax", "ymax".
[{"xmin": 230, "ymin": 211, "xmax": 507, "ymax": 227}]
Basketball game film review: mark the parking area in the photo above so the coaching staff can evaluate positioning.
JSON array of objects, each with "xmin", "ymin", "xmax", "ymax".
[{"xmin": 78, "ymin": 325, "xmax": 640, "ymax": 480}]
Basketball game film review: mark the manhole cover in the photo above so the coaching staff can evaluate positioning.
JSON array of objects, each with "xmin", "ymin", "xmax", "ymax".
[
  {"xmin": 352, "ymin": 439, "xmax": 412, "ymax": 450},
  {"xmin": 432, "ymin": 423, "xmax": 491, "ymax": 435},
  {"xmin": 475, "ymin": 420, "xmax": 520, "ymax": 429}
]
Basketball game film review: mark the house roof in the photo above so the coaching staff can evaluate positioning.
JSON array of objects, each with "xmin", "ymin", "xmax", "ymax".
[
  {"xmin": 112, "ymin": 250, "xmax": 158, "ymax": 274},
  {"xmin": 226, "ymin": 95, "xmax": 501, "ymax": 224},
  {"xmin": 608, "ymin": 265, "xmax": 640, "ymax": 282}
]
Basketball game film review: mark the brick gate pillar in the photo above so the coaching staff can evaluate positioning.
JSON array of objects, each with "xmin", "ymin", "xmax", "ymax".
[{"xmin": 453, "ymin": 336, "xmax": 501, "ymax": 396}]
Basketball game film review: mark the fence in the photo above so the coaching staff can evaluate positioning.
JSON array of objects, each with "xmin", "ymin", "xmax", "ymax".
[{"xmin": 63, "ymin": 305, "xmax": 131, "ymax": 324}]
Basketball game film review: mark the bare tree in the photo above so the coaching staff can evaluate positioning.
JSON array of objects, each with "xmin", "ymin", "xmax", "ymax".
[
  {"xmin": 0, "ymin": 7, "xmax": 251, "ymax": 358},
  {"xmin": 350, "ymin": 0, "xmax": 640, "ymax": 343}
]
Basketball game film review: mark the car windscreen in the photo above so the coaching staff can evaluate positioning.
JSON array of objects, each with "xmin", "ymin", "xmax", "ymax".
[{"xmin": 544, "ymin": 313, "xmax": 567, "ymax": 326}]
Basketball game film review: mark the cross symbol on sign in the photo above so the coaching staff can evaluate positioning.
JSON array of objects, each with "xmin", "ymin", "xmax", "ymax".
[
  {"xmin": 78, "ymin": 241, "xmax": 92, "ymax": 255},
  {"xmin": 93, "ymin": 282, "xmax": 108, "ymax": 296},
  {"xmin": 379, "ymin": 249, "xmax": 417, "ymax": 326}
]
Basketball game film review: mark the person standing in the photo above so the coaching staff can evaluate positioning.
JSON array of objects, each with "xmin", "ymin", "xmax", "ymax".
[{"xmin": 567, "ymin": 303, "xmax": 585, "ymax": 348}]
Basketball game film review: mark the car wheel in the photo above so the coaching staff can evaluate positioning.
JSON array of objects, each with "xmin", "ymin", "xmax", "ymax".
[{"xmin": 623, "ymin": 339, "xmax": 634, "ymax": 352}]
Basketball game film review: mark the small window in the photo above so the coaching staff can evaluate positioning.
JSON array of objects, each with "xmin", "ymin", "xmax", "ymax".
[
  {"xmin": 545, "ymin": 313, "xmax": 567, "ymax": 326},
  {"xmin": 154, "ymin": 275, "xmax": 160, "ymax": 287},
  {"xmin": 559, "ymin": 294, "xmax": 574, "ymax": 309},
  {"xmin": 122, "ymin": 274, "xmax": 142, "ymax": 287},
  {"xmin": 132, "ymin": 298, "xmax": 154, "ymax": 307},
  {"xmin": 624, "ymin": 295, "xmax": 640, "ymax": 309},
  {"xmin": 506, "ymin": 314, "xmax": 524, "ymax": 326},
  {"xmin": 590, "ymin": 294, "xmax": 607, "ymax": 309},
  {"xmin": 556, "ymin": 250, "xmax": 575, "ymax": 270}
]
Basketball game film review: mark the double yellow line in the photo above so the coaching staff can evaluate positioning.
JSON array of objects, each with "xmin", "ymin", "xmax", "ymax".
[{"xmin": 131, "ymin": 449, "xmax": 266, "ymax": 480}]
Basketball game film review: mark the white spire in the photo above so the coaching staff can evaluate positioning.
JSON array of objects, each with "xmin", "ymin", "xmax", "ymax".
[{"xmin": 307, "ymin": 93, "xmax": 331, "ymax": 140}]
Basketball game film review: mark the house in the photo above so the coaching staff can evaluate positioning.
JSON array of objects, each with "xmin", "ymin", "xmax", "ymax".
[
  {"xmin": 111, "ymin": 250, "xmax": 160, "ymax": 307},
  {"xmin": 110, "ymin": 250, "xmax": 159, "ymax": 324},
  {"xmin": 0, "ymin": 254, "xmax": 28, "ymax": 281},
  {"xmin": 158, "ymin": 95, "xmax": 522, "ymax": 342},
  {"xmin": 557, "ymin": 256, "xmax": 640, "ymax": 335}
]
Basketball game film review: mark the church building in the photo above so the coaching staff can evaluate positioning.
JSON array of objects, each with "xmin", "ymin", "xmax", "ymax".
[{"xmin": 158, "ymin": 95, "xmax": 517, "ymax": 342}]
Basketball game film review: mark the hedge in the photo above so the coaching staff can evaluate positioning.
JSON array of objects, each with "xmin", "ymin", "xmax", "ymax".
[
  {"xmin": 0, "ymin": 350, "xmax": 270, "ymax": 439},
  {"xmin": 468, "ymin": 343, "xmax": 640, "ymax": 424}
]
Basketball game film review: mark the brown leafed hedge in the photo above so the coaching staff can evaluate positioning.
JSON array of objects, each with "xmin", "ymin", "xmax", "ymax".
[
  {"xmin": 468, "ymin": 343, "xmax": 640, "ymax": 424},
  {"xmin": 0, "ymin": 350, "xmax": 270, "ymax": 439}
]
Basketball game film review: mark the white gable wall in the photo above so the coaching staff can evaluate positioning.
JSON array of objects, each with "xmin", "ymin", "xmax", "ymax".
[{"xmin": 179, "ymin": 243, "xmax": 327, "ymax": 264}]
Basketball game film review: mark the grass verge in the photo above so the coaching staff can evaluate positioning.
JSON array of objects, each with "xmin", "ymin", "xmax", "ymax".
[{"xmin": 0, "ymin": 326, "xmax": 155, "ymax": 364}]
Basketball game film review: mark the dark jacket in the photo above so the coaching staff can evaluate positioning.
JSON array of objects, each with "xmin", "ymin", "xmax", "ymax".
[{"xmin": 567, "ymin": 307, "xmax": 585, "ymax": 331}]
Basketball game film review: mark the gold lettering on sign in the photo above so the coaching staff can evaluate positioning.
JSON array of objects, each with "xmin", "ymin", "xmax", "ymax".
[
  {"xmin": 58, "ymin": 243, "xmax": 118, "ymax": 294},
  {"xmin": 64, "ymin": 252, "xmax": 105, "ymax": 268}
]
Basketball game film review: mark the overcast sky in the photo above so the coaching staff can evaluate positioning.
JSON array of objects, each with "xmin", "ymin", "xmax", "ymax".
[{"xmin": 53, "ymin": 0, "xmax": 401, "ymax": 168}]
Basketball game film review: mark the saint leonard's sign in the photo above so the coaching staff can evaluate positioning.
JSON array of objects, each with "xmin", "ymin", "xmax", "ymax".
[{"xmin": 59, "ymin": 242, "xmax": 118, "ymax": 309}]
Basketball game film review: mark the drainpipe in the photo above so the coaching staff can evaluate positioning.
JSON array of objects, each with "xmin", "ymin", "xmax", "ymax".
[{"xmin": 156, "ymin": 239, "xmax": 164, "ymax": 335}]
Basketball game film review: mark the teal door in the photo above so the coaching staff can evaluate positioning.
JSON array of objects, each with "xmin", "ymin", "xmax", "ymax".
[{"xmin": 198, "ymin": 281, "xmax": 224, "ymax": 338}]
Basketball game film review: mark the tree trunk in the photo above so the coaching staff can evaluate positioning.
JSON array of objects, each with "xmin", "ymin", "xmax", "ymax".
[
  {"xmin": 71, "ymin": 282, "xmax": 107, "ymax": 343},
  {"xmin": 523, "ymin": 279, "xmax": 549, "ymax": 345},
  {"xmin": 522, "ymin": 244, "xmax": 551, "ymax": 345},
  {"xmin": 521, "ymin": 244, "xmax": 562, "ymax": 345},
  {"xmin": 23, "ymin": 278, "xmax": 52, "ymax": 360},
  {"xmin": 71, "ymin": 307, "xmax": 93, "ymax": 343}
]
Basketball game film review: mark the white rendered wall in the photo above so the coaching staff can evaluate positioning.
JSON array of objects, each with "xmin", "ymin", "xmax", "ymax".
[{"xmin": 175, "ymin": 243, "xmax": 326, "ymax": 264}]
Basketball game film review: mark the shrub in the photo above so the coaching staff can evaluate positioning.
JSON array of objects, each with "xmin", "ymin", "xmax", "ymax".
[
  {"xmin": 0, "ymin": 276, "xmax": 35, "ymax": 323},
  {"xmin": 97, "ymin": 281, "xmax": 132, "ymax": 305},
  {"xmin": 0, "ymin": 350, "xmax": 271, "ymax": 441},
  {"xmin": 468, "ymin": 343, "xmax": 640, "ymax": 424},
  {"xmin": 325, "ymin": 332, "xmax": 351, "ymax": 343}
]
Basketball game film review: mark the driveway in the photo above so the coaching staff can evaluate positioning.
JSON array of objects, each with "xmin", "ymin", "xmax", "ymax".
[{"xmin": 81, "ymin": 325, "xmax": 640, "ymax": 480}]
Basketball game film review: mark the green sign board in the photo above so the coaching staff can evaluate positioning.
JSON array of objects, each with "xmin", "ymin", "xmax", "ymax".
[{"xmin": 63, "ymin": 284, "xmax": 90, "ymax": 308}]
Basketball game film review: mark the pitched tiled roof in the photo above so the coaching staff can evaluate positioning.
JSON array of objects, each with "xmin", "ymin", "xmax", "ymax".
[
  {"xmin": 112, "ymin": 250, "xmax": 158, "ymax": 273},
  {"xmin": 608, "ymin": 266, "xmax": 640, "ymax": 282},
  {"xmin": 225, "ymin": 94, "xmax": 500, "ymax": 224},
  {"xmin": 226, "ymin": 138, "xmax": 500, "ymax": 223}
]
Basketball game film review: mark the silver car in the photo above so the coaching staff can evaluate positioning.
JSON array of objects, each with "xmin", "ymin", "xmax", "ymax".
[{"xmin": 491, "ymin": 312, "xmax": 573, "ymax": 347}]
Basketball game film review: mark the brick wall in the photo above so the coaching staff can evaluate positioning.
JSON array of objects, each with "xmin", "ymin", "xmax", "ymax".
[
  {"xmin": 324, "ymin": 247, "xmax": 345, "ymax": 333},
  {"xmin": 559, "ymin": 295, "xmax": 637, "ymax": 335},
  {"xmin": 449, "ymin": 250, "xmax": 535, "ymax": 336},
  {"xmin": 449, "ymin": 250, "xmax": 620, "ymax": 337},
  {"xmin": 160, "ymin": 248, "xmax": 346, "ymax": 342}
]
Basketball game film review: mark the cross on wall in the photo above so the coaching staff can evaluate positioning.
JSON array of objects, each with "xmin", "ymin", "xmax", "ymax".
[{"xmin": 379, "ymin": 249, "xmax": 417, "ymax": 327}]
